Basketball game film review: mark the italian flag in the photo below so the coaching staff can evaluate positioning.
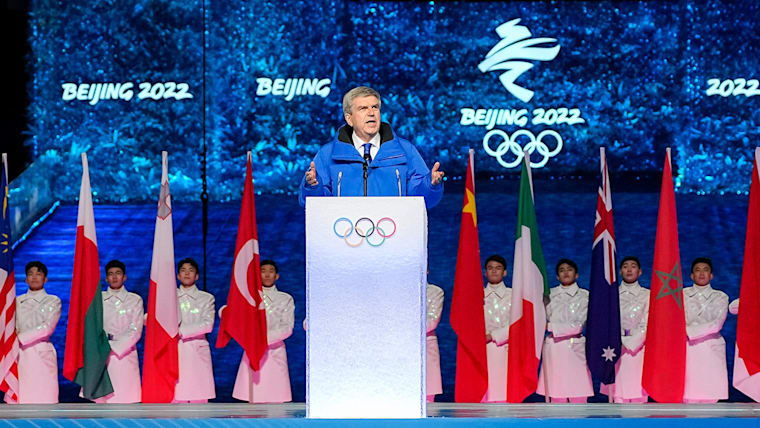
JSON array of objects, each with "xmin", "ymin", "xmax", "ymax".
[
  {"xmin": 507, "ymin": 154, "xmax": 549, "ymax": 403},
  {"xmin": 142, "ymin": 151, "xmax": 179, "ymax": 403},
  {"xmin": 63, "ymin": 153, "xmax": 113, "ymax": 400}
]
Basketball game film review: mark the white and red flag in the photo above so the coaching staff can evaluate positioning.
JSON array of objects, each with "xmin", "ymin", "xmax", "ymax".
[
  {"xmin": 216, "ymin": 152, "xmax": 268, "ymax": 371},
  {"xmin": 0, "ymin": 154, "xmax": 19, "ymax": 403},
  {"xmin": 734, "ymin": 147, "xmax": 760, "ymax": 401},
  {"xmin": 142, "ymin": 151, "xmax": 180, "ymax": 403}
]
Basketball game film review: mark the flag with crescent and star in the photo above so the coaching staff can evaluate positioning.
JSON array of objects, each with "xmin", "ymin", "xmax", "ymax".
[
  {"xmin": 641, "ymin": 148, "xmax": 686, "ymax": 403},
  {"xmin": 142, "ymin": 151, "xmax": 180, "ymax": 403},
  {"xmin": 450, "ymin": 148, "xmax": 488, "ymax": 402},
  {"xmin": 0, "ymin": 154, "xmax": 19, "ymax": 403},
  {"xmin": 586, "ymin": 147, "xmax": 622, "ymax": 387},
  {"xmin": 216, "ymin": 152, "xmax": 268, "ymax": 372},
  {"xmin": 734, "ymin": 147, "xmax": 760, "ymax": 401}
]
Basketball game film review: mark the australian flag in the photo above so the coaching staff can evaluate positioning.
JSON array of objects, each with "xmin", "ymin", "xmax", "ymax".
[{"xmin": 585, "ymin": 147, "xmax": 622, "ymax": 385}]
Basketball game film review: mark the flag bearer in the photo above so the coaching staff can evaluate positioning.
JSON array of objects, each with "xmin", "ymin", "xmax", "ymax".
[
  {"xmin": 231, "ymin": 259, "xmax": 294, "ymax": 403},
  {"xmin": 602, "ymin": 256, "xmax": 650, "ymax": 403},
  {"xmin": 174, "ymin": 258, "xmax": 216, "ymax": 402},
  {"xmin": 16, "ymin": 261, "xmax": 61, "ymax": 403},
  {"xmin": 683, "ymin": 257, "xmax": 728, "ymax": 403},
  {"xmin": 426, "ymin": 275, "xmax": 444, "ymax": 402},
  {"xmin": 91, "ymin": 260, "xmax": 143, "ymax": 403},
  {"xmin": 537, "ymin": 259, "xmax": 594, "ymax": 402},
  {"xmin": 481, "ymin": 255, "xmax": 512, "ymax": 403}
]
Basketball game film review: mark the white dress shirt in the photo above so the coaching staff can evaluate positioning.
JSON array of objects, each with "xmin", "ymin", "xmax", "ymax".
[{"xmin": 352, "ymin": 131, "xmax": 381, "ymax": 160}]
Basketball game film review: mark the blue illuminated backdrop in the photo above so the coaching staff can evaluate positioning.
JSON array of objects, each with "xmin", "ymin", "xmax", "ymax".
[{"xmin": 24, "ymin": 0, "xmax": 760, "ymax": 201}]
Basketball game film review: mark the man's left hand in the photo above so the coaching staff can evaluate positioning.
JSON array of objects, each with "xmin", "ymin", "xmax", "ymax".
[{"xmin": 431, "ymin": 162, "xmax": 444, "ymax": 186}]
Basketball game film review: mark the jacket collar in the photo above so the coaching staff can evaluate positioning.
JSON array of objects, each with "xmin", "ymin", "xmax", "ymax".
[
  {"xmin": 337, "ymin": 122, "xmax": 395, "ymax": 145},
  {"xmin": 485, "ymin": 281, "xmax": 508, "ymax": 299},
  {"xmin": 178, "ymin": 284, "xmax": 199, "ymax": 298},
  {"xmin": 104, "ymin": 286, "xmax": 128, "ymax": 301},
  {"xmin": 332, "ymin": 123, "xmax": 403, "ymax": 164},
  {"xmin": 555, "ymin": 282, "xmax": 580, "ymax": 296},
  {"xmin": 685, "ymin": 283, "xmax": 713, "ymax": 298},
  {"xmin": 22, "ymin": 288, "xmax": 48, "ymax": 302},
  {"xmin": 620, "ymin": 281, "xmax": 642, "ymax": 296},
  {"xmin": 263, "ymin": 285, "xmax": 279, "ymax": 295}
]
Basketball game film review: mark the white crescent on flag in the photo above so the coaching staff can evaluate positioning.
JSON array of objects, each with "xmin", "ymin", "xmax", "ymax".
[{"xmin": 233, "ymin": 238, "xmax": 260, "ymax": 308}]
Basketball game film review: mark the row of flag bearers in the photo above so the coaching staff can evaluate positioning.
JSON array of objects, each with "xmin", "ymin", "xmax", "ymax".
[
  {"xmin": 451, "ymin": 147, "xmax": 760, "ymax": 404},
  {"xmin": 2, "ymin": 146, "xmax": 760, "ymax": 404},
  {"xmin": 0, "ymin": 152, "xmax": 297, "ymax": 404}
]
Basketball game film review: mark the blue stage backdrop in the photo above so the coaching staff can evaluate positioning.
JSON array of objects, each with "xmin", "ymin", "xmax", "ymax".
[{"xmin": 22, "ymin": 0, "xmax": 760, "ymax": 202}]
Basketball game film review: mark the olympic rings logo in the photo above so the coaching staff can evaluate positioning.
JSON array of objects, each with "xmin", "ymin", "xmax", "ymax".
[
  {"xmin": 483, "ymin": 129, "xmax": 563, "ymax": 168},
  {"xmin": 333, "ymin": 217, "xmax": 397, "ymax": 247}
]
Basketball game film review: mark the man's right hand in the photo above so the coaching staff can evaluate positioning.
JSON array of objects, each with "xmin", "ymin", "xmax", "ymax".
[{"xmin": 305, "ymin": 161, "xmax": 318, "ymax": 186}]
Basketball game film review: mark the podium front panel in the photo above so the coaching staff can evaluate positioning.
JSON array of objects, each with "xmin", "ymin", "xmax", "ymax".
[{"xmin": 305, "ymin": 197, "xmax": 427, "ymax": 418}]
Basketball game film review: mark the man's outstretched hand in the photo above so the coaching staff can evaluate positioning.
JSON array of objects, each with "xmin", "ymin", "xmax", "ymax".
[
  {"xmin": 431, "ymin": 162, "xmax": 444, "ymax": 186},
  {"xmin": 305, "ymin": 161, "xmax": 318, "ymax": 186}
]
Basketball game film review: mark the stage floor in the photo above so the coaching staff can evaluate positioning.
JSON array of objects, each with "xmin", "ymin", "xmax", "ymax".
[{"xmin": 2, "ymin": 403, "xmax": 760, "ymax": 426}]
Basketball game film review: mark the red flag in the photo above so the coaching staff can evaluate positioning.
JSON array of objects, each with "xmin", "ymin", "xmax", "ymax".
[
  {"xmin": 642, "ymin": 148, "xmax": 686, "ymax": 403},
  {"xmin": 734, "ymin": 147, "xmax": 760, "ymax": 400},
  {"xmin": 216, "ymin": 152, "xmax": 268, "ymax": 371},
  {"xmin": 0, "ymin": 154, "xmax": 19, "ymax": 403},
  {"xmin": 142, "ymin": 151, "xmax": 180, "ymax": 402},
  {"xmin": 63, "ymin": 153, "xmax": 113, "ymax": 399},
  {"xmin": 450, "ymin": 149, "xmax": 488, "ymax": 402}
]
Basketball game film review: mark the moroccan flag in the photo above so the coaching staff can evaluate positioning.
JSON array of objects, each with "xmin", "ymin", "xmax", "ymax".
[
  {"xmin": 641, "ymin": 148, "xmax": 686, "ymax": 403},
  {"xmin": 63, "ymin": 153, "xmax": 113, "ymax": 399},
  {"xmin": 142, "ymin": 151, "xmax": 180, "ymax": 403},
  {"xmin": 734, "ymin": 147, "xmax": 760, "ymax": 401},
  {"xmin": 585, "ymin": 147, "xmax": 622, "ymax": 385},
  {"xmin": 507, "ymin": 152, "xmax": 549, "ymax": 403},
  {"xmin": 216, "ymin": 152, "xmax": 268, "ymax": 372},
  {"xmin": 0, "ymin": 154, "xmax": 19, "ymax": 403},
  {"xmin": 450, "ymin": 149, "xmax": 488, "ymax": 403}
]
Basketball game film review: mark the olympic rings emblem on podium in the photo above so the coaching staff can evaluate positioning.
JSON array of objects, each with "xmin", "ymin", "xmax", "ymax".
[
  {"xmin": 333, "ymin": 217, "xmax": 397, "ymax": 247},
  {"xmin": 483, "ymin": 129, "xmax": 563, "ymax": 168}
]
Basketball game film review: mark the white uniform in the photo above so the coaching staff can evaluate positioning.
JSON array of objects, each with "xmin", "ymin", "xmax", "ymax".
[
  {"xmin": 93, "ymin": 286, "xmax": 143, "ymax": 403},
  {"xmin": 601, "ymin": 280, "xmax": 649, "ymax": 402},
  {"xmin": 482, "ymin": 281, "xmax": 511, "ymax": 402},
  {"xmin": 232, "ymin": 285, "xmax": 294, "ymax": 403},
  {"xmin": 174, "ymin": 284, "xmax": 216, "ymax": 402},
  {"xmin": 16, "ymin": 288, "xmax": 61, "ymax": 404},
  {"xmin": 683, "ymin": 283, "xmax": 728, "ymax": 402},
  {"xmin": 537, "ymin": 283, "xmax": 594, "ymax": 401},
  {"xmin": 426, "ymin": 283, "xmax": 444, "ymax": 400}
]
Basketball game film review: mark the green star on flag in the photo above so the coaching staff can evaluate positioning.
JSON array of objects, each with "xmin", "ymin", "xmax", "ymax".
[{"xmin": 655, "ymin": 261, "xmax": 684, "ymax": 309}]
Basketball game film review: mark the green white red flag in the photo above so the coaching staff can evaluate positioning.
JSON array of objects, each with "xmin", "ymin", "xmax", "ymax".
[{"xmin": 507, "ymin": 153, "xmax": 549, "ymax": 403}]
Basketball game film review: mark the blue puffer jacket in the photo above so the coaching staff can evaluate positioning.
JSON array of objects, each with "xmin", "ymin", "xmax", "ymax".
[{"xmin": 299, "ymin": 123, "xmax": 443, "ymax": 208}]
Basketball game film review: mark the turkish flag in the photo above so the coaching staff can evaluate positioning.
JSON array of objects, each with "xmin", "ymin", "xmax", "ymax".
[
  {"xmin": 641, "ymin": 148, "xmax": 687, "ymax": 403},
  {"xmin": 216, "ymin": 152, "xmax": 268, "ymax": 371},
  {"xmin": 450, "ymin": 149, "xmax": 488, "ymax": 402}
]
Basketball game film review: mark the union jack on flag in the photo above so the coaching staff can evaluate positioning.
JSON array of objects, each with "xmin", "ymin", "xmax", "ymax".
[
  {"xmin": 0, "ymin": 154, "xmax": 19, "ymax": 403},
  {"xmin": 585, "ymin": 147, "xmax": 622, "ymax": 385}
]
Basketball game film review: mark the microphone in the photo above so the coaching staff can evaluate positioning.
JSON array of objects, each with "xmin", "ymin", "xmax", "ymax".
[
  {"xmin": 395, "ymin": 169, "xmax": 402, "ymax": 196},
  {"xmin": 337, "ymin": 171, "xmax": 343, "ymax": 197}
]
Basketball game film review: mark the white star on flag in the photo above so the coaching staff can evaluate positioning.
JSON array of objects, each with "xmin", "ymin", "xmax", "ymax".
[{"xmin": 602, "ymin": 346, "xmax": 617, "ymax": 362}]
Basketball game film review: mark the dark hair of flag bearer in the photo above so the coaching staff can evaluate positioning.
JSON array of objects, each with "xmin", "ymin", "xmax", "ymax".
[
  {"xmin": 619, "ymin": 256, "xmax": 643, "ymax": 285},
  {"xmin": 105, "ymin": 259, "xmax": 128, "ymax": 290},
  {"xmin": 555, "ymin": 258, "xmax": 579, "ymax": 286},
  {"xmin": 484, "ymin": 254, "xmax": 508, "ymax": 285},
  {"xmin": 177, "ymin": 257, "xmax": 200, "ymax": 287},
  {"xmin": 690, "ymin": 257, "xmax": 714, "ymax": 287},
  {"xmin": 24, "ymin": 261, "xmax": 48, "ymax": 291},
  {"xmin": 260, "ymin": 259, "xmax": 280, "ymax": 288}
]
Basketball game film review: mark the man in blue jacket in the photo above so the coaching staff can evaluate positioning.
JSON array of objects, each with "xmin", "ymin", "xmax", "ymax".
[{"xmin": 299, "ymin": 86, "xmax": 444, "ymax": 208}]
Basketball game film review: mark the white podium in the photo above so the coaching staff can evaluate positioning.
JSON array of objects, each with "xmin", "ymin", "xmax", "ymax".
[{"xmin": 305, "ymin": 197, "xmax": 427, "ymax": 418}]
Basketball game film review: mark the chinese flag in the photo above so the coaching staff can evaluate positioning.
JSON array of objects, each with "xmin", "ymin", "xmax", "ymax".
[{"xmin": 450, "ymin": 149, "xmax": 488, "ymax": 402}]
